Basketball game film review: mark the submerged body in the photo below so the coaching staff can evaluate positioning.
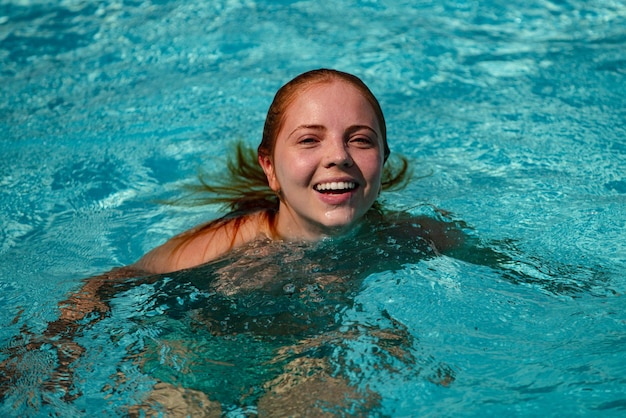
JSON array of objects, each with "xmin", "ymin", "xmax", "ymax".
[{"xmin": 120, "ymin": 216, "xmax": 459, "ymax": 414}]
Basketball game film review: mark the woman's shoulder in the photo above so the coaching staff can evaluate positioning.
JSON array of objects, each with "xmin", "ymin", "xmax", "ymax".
[
  {"xmin": 133, "ymin": 210, "xmax": 273, "ymax": 274},
  {"xmin": 376, "ymin": 209, "xmax": 466, "ymax": 253}
]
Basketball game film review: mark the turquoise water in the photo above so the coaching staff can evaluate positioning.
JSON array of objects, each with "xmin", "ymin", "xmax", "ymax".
[{"xmin": 1, "ymin": 0, "xmax": 625, "ymax": 416}]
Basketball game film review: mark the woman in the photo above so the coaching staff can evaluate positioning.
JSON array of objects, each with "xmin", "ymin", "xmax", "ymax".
[
  {"xmin": 134, "ymin": 68, "xmax": 463, "ymax": 274},
  {"xmin": 1, "ymin": 69, "xmax": 463, "ymax": 416}
]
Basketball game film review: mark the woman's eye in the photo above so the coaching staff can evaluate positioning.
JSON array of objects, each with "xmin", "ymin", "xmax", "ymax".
[
  {"xmin": 350, "ymin": 136, "xmax": 374, "ymax": 146},
  {"xmin": 299, "ymin": 137, "xmax": 318, "ymax": 144}
]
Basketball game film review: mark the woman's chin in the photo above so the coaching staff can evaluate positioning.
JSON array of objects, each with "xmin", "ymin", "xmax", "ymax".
[{"xmin": 315, "ymin": 217, "xmax": 362, "ymax": 238}]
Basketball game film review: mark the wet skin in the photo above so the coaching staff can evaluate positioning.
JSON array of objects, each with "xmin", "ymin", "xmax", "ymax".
[{"xmin": 260, "ymin": 80, "xmax": 385, "ymax": 240}]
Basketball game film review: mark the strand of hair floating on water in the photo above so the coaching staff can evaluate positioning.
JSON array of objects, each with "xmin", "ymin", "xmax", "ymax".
[{"xmin": 168, "ymin": 142, "xmax": 279, "ymax": 214}]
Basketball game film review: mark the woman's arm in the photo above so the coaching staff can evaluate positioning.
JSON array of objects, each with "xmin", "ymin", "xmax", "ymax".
[{"xmin": 0, "ymin": 266, "xmax": 148, "ymax": 403}]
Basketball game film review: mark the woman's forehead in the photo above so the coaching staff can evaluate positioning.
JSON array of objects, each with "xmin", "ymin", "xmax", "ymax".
[{"xmin": 283, "ymin": 80, "xmax": 379, "ymax": 124}]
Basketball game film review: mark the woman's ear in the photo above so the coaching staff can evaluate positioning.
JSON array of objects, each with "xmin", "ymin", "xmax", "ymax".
[{"xmin": 259, "ymin": 154, "xmax": 280, "ymax": 192}]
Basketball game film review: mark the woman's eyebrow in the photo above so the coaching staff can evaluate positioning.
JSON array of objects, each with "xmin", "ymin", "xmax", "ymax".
[
  {"xmin": 288, "ymin": 124, "xmax": 325, "ymax": 137},
  {"xmin": 346, "ymin": 125, "xmax": 378, "ymax": 137},
  {"xmin": 289, "ymin": 124, "xmax": 378, "ymax": 137}
]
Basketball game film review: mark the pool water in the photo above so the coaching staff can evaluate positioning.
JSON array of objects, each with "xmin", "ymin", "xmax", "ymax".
[{"xmin": 1, "ymin": 0, "xmax": 625, "ymax": 416}]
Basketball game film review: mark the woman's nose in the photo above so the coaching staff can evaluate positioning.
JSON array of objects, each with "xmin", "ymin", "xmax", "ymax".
[{"xmin": 324, "ymin": 138, "xmax": 353, "ymax": 168}]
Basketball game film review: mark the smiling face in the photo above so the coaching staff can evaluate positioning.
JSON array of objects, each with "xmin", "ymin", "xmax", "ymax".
[{"xmin": 259, "ymin": 80, "xmax": 385, "ymax": 240}]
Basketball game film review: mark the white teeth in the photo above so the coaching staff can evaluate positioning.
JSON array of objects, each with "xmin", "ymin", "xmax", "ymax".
[{"xmin": 315, "ymin": 181, "xmax": 356, "ymax": 191}]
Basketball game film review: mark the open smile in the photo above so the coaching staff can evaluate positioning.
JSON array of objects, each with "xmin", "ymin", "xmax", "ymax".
[{"xmin": 314, "ymin": 181, "xmax": 357, "ymax": 194}]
